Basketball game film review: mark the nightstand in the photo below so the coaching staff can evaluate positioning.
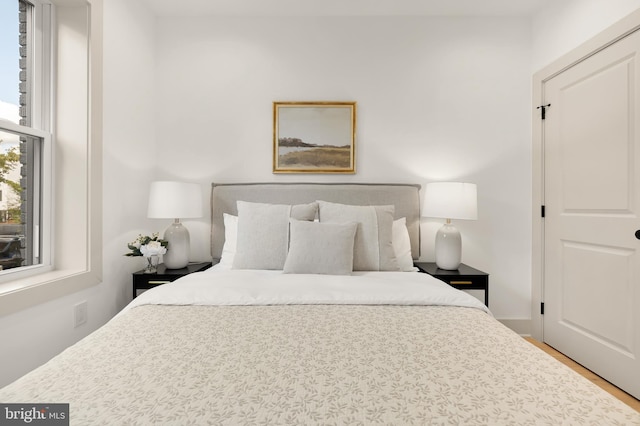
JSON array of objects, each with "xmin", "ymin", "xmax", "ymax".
[
  {"xmin": 132, "ymin": 261, "xmax": 213, "ymax": 298},
  {"xmin": 414, "ymin": 262, "xmax": 489, "ymax": 307}
]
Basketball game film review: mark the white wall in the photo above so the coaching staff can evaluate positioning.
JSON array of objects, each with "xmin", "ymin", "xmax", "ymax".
[
  {"xmin": 102, "ymin": 0, "xmax": 158, "ymax": 311},
  {"xmin": 532, "ymin": 0, "xmax": 640, "ymax": 71},
  {"xmin": 154, "ymin": 16, "xmax": 533, "ymax": 321}
]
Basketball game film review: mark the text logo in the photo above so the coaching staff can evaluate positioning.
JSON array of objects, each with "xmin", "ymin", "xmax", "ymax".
[{"xmin": 1, "ymin": 404, "xmax": 69, "ymax": 425}]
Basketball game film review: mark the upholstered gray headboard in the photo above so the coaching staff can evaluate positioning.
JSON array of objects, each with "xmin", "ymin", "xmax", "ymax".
[{"xmin": 211, "ymin": 182, "xmax": 422, "ymax": 260}]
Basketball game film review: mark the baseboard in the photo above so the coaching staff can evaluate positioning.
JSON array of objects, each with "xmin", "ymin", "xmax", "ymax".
[{"xmin": 498, "ymin": 319, "xmax": 532, "ymax": 336}]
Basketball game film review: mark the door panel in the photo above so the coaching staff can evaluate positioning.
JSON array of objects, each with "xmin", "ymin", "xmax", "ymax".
[
  {"xmin": 560, "ymin": 58, "xmax": 631, "ymax": 212},
  {"xmin": 544, "ymin": 29, "xmax": 640, "ymax": 398},
  {"xmin": 561, "ymin": 241, "xmax": 634, "ymax": 354}
]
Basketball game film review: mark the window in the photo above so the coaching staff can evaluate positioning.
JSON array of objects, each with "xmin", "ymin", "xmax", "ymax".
[
  {"xmin": 0, "ymin": 0, "xmax": 102, "ymax": 315},
  {"xmin": 0, "ymin": 0, "xmax": 50, "ymax": 274}
]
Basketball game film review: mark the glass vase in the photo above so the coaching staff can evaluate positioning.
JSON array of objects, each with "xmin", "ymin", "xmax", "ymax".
[{"xmin": 143, "ymin": 255, "xmax": 159, "ymax": 274}]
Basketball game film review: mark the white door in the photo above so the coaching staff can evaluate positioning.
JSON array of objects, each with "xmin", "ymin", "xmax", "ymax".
[{"xmin": 543, "ymin": 29, "xmax": 640, "ymax": 399}]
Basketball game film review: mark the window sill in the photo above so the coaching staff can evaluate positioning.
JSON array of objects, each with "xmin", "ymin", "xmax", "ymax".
[{"xmin": 0, "ymin": 268, "xmax": 101, "ymax": 316}]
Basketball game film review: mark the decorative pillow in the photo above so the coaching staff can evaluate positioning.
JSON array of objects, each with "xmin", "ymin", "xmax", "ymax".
[
  {"xmin": 232, "ymin": 201, "xmax": 317, "ymax": 270},
  {"xmin": 317, "ymin": 200, "xmax": 399, "ymax": 271},
  {"xmin": 219, "ymin": 214, "xmax": 415, "ymax": 271},
  {"xmin": 393, "ymin": 217, "xmax": 418, "ymax": 272},
  {"xmin": 283, "ymin": 219, "xmax": 358, "ymax": 275}
]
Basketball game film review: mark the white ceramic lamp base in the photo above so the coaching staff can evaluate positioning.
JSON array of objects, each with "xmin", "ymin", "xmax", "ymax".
[
  {"xmin": 163, "ymin": 220, "xmax": 190, "ymax": 269},
  {"xmin": 435, "ymin": 222, "xmax": 462, "ymax": 270}
]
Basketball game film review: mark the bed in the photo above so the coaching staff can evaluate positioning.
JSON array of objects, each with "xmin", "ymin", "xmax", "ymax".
[{"xmin": 1, "ymin": 183, "xmax": 639, "ymax": 425}]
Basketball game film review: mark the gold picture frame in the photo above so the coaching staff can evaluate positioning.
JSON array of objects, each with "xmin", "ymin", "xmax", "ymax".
[{"xmin": 273, "ymin": 101, "xmax": 356, "ymax": 174}]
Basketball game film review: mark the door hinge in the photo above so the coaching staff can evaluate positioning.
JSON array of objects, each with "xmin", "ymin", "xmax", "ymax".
[
  {"xmin": 537, "ymin": 103, "xmax": 551, "ymax": 119},
  {"xmin": 541, "ymin": 205, "xmax": 545, "ymax": 218},
  {"xmin": 541, "ymin": 302, "xmax": 545, "ymax": 315}
]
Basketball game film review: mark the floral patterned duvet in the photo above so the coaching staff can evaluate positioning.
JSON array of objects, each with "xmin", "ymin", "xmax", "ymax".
[{"xmin": 1, "ymin": 271, "xmax": 639, "ymax": 425}]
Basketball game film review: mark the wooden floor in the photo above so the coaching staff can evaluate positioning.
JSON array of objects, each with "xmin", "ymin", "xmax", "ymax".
[{"xmin": 525, "ymin": 337, "xmax": 640, "ymax": 412}]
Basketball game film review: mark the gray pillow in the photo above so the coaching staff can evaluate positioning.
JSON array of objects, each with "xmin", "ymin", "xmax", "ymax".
[
  {"xmin": 232, "ymin": 201, "xmax": 317, "ymax": 270},
  {"xmin": 283, "ymin": 219, "xmax": 358, "ymax": 275},
  {"xmin": 317, "ymin": 200, "xmax": 399, "ymax": 271}
]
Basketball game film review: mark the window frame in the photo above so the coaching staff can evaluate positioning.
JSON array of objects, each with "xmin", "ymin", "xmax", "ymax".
[
  {"xmin": 0, "ymin": 0, "xmax": 53, "ymax": 279},
  {"xmin": 0, "ymin": 120, "xmax": 52, "ymax": 279},
  {"xmin": 0, "ymin": 0, "xmax": 103, "ymax": 314}
]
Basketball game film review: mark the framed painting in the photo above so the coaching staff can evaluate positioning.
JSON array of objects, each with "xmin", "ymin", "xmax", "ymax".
[{"xmin": 273, "ymin": 101, "xmax": 356, "ymax": 174}]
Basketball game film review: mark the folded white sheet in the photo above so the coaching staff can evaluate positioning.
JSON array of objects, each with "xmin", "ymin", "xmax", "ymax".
[{"xmin": 123, "ymin": 265, "xmax": 489, "ymax": 315}]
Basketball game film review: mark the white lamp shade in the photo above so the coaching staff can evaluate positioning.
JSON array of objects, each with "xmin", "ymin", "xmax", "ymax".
[
  {"xmin": 147, "ymin": 181, "xmax": 203, "ymax": 219},
  {"xmin": 423, "ymin": 182, "xmax": 477, "ymax": 220}
]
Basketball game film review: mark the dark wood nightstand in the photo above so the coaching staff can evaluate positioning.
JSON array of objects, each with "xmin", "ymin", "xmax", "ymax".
[
  {"xmin": 132, "ymin": 261, "xmax": 213, "ymax": 298},
  {"xmin": 414, "ymin": 262, "xmax": 489, "ymax": 307}
]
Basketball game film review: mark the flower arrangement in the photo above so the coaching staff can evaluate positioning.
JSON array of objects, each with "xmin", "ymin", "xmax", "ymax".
[{"xmin": 125, "ymin": 233, "xmax": 168, "ymax": 257}]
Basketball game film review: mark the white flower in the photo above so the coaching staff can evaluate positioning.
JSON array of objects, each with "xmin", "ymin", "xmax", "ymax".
[{"xmin": 140, "ymin": 241, "xmax": 167, "ymax": 257}]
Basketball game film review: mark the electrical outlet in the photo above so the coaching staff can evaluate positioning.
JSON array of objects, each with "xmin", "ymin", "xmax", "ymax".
[{"xmin": 74, "ymin": 301, "xmax": 88, "ymax": 328}]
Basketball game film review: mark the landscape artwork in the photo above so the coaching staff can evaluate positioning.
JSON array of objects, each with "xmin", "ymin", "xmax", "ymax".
[{"xmin": 273, "ymin": 102, "xmax": 356, "ymax": 173}]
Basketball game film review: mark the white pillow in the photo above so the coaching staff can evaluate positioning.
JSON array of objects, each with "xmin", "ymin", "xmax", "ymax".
[
  {"xmin": 317, "ymin": 200, "xmax": 399, "ymax": 271},
  {"xmin": 219, "ymin": 214, "xmax": 416, "ymax": 271},
  {"xmin": 283, "ymin": 219, "xmax": 357, "ymax": 275},
  {"xmin": 232, "ymin": 201, "xmax": 317, "ymax": 270},
  {"xmin": 218, "ymin": 213, "xmax": 238, "ymax": 269},
  {"xmin": 393, "ymin": 217, "xmax": 418, "ymax": 272}
]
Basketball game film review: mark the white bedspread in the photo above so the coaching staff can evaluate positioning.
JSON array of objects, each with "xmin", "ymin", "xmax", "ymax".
[
  {"xmin": 123, "ymin": 266, "xmax": 490, "ymax": 313},
  {"xmin": 2, "ymin": 268, "xmax": 639, "ymax": 425}
]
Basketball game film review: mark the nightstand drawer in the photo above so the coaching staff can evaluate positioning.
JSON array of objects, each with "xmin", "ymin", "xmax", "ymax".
[{"xmin": 414, "ymin": 262, "xmax": 489, "ymax": 307}]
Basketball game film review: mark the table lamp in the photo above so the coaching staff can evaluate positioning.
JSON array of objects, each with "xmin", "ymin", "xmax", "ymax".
[
  {"xmin": 423, "ymin": 182, "xmax": 477, "ymax": 270},
  {"xmin": 147, "ymin": 181, "xmax": 202, "ymax": 269}
]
